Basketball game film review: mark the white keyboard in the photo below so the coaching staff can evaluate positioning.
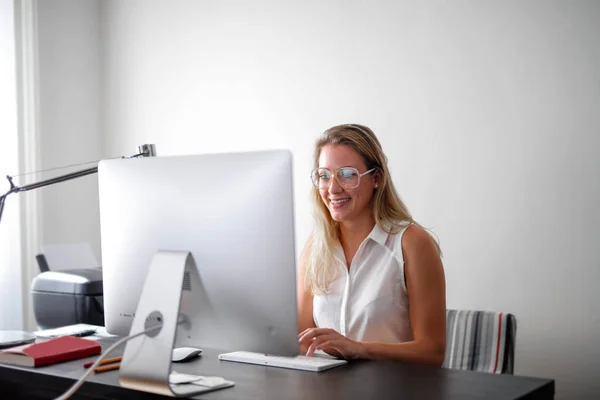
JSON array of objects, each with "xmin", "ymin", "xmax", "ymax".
[{"xmin": 218, "ymin": 351, "xmax": 347, "ymax": 372}]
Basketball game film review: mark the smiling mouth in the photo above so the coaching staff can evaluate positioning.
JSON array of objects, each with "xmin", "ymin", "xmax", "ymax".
[{"xmin": 330, "ymin": 198, "xmax": 350, "ymax": 208}]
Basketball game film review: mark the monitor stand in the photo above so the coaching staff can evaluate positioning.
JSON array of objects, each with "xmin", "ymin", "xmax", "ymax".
[{"xmin": 119, "ymin": 250, "xmax": 233, "ymax": 397}]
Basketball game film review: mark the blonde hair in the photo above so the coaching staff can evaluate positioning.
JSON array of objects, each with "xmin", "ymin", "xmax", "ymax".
[{"xmin": 306, "ymin": 124, "xmax": 440, "ymax": 294}]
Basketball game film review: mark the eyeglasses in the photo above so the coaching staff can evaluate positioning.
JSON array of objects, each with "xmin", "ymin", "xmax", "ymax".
[{"xmin": 310, "ymin": 167, "xmax": 376, "ymax": 190}]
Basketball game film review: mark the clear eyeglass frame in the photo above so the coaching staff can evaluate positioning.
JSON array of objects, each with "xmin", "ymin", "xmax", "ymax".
[{"xmin": 310, "ymin": 167, "xmax": 377, "ymax": 190}]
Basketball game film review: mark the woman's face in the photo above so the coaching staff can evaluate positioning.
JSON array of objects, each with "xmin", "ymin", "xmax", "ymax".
[{"xmin": 317, "ymin": 144, "xmax": 377, "ymax": 223}]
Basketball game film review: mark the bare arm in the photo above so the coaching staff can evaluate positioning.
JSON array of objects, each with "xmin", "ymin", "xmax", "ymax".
[
  {"xmin": 362, "ymin": 225, "xmax": 446, "ymax": 365},
  {"xmin": 297, "ymin": 239, "xmax": 316, "ymax": 352}
]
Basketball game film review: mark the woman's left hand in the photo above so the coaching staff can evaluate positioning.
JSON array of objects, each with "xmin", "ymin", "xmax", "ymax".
[{"xmin": 298, "ymin": 328, "xmax": 367, "ymax": 359}]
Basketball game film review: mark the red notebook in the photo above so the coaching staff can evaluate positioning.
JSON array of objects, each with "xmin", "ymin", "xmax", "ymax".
[{"xmin": 0, "ymin": 336, "xmax": 101, "ymax": 367}]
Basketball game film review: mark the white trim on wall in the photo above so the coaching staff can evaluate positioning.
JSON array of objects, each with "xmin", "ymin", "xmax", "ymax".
[
  {"xmin": 14, "ymin": 0, "xmax": 42, "ymax": 331},
  {"xmin": 0, "ymin": 0, "xmax": 22, "ymax": 331}
]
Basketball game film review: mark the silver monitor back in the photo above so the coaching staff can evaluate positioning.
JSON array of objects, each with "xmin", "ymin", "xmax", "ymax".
[{"xmin": 98, "ymin": 150, "xmax": 298, "ymax": 356}]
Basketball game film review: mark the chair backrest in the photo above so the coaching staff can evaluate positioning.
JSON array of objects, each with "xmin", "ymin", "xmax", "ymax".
[{"xmin": 443, "ymin": 309, "xmax": 517, "ymax": 374}]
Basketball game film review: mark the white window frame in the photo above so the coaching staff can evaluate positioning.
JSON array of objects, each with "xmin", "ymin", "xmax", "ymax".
[{"xmin": 15, "ymin": 0, "xmax": 42, "ymax": 331}]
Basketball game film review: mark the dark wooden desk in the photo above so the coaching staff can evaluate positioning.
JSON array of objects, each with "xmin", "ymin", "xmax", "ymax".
[{"xmin": 0, "ymin": 346, "xmax": 554, "ymax": 399}]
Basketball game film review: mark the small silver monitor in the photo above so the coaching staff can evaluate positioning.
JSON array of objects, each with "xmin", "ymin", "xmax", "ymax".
[{"xmin": 98, "ymin": 150, "xmax": 298, "ymax": 356}]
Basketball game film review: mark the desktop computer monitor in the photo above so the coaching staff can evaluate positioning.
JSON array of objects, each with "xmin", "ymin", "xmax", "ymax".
[{"xmin": 97, "ymin": 150, "xmax": 299, "ymax": 356}]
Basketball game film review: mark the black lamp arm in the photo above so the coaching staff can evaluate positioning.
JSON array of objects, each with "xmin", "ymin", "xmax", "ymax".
[
  {"xmin": 0, "ymin": 144, "xmax": 156, "ymax": 226},
  {"xmin": 7, "ymin": 166, "xmax": 99, "ymax": 194},
  {"xmin": 0, "ymin": 166, "xmax": 99, "ymax": 224}
]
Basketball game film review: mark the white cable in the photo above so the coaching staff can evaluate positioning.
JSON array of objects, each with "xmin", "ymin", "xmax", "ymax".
[{"xmin": 53, "ymin": 325, "xmax": 161, "ymax": 400}]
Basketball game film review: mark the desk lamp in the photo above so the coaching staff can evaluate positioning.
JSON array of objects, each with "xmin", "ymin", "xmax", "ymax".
[
  {"xmin": 0, "ymin": 144, "xmax": 156, "ymax": 227},
  {"xmin": 0, "ymin": 144, "xmax": 156, "ymax": 348}
]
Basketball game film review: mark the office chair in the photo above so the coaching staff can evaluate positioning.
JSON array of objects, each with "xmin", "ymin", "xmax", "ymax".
[{"xmin": 443, "ymin": 309, "xmax": 517, "ymax": 374}]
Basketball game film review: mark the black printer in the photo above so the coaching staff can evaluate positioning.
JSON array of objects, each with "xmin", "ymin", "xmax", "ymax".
[{"xmin": 30, "ymin": 268, "xmax": 104, "ymax": 329}]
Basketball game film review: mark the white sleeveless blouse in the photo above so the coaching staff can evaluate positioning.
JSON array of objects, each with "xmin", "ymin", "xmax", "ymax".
[{"xmin": 313, "ymin": 224, "xmax": 413, "ymax": 343}]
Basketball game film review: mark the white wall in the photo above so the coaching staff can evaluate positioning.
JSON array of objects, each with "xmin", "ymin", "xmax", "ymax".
[
  {"xmin": 99, "ymin": 1, "xmax": 600, "ymax": 398},
  {"xmin": 0, "ymin": 0, "xmax": 23, "ymax": 330},
  {"xmin": 36, "ymin": 0, "xmax": 102, "ymax": 264}
]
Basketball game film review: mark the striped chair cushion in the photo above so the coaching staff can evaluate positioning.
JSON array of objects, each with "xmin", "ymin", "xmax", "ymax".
[{"xmin": 443, "ymin": 309, "xmax": 517, "ymax": 374}]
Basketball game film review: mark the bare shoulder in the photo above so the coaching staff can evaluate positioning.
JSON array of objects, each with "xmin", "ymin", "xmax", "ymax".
[
  {"xmin": 401, "ymin": 225, "xmax": 441, "ymax": 263},
  {"xmin": 402, "ymin": 225, "xmax": 436, "ymax": 249}
]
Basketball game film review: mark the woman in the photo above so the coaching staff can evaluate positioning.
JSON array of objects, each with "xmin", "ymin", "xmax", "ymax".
[{"xmin": 297, "ymin": 124, "xmax": 446, "ymax": 366}]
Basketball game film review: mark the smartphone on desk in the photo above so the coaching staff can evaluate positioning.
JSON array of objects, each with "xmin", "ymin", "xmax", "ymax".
[{"xmin": 35, "ymin": 326, "xmax": 98, "ymax": 339}]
